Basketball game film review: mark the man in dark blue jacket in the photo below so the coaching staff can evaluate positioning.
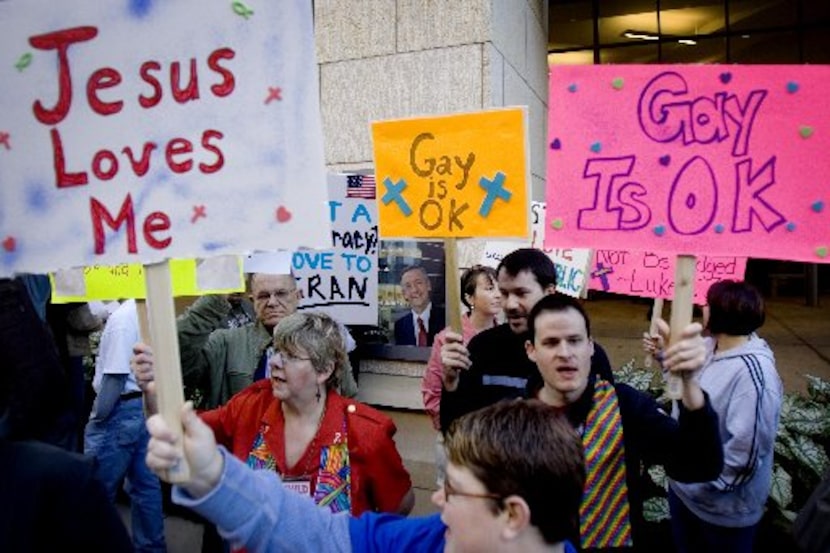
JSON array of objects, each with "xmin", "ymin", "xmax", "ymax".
[
  {"xmin": 524, "ymin": 294, "xmax": 723, "ymax": 552},
  {"xmin": 394, "ymin": 265, "xmax": 444, "ymax": 346}
]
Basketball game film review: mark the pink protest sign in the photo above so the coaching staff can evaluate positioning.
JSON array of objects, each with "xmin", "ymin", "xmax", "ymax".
[
  {"xmin": 588, "ymin": 249, "xmax": 747, "ymax": 305},
  {"xmin": 546, "ymin": 65, "xmax": 830, "ymax": 264}
]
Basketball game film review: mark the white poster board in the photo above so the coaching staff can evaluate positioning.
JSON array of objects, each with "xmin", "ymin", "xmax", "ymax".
[
  {"xmin": 293, "ymin": 174, "xmax": 379, "ymax": 324},
  {"xmin": 481, "ymin": 202, "xmax": 592, "ymax": 297},
  {"xmin": 0, "ymin": 1, "xmax": 329, "ymax": 277}
]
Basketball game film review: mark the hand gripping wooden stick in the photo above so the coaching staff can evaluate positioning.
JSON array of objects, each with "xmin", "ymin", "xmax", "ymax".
[
  {"xmin": 143, "ymin": 261, "xmax": 191, "ymax": 482},
  {"xmin": 644, "ymin": 298, "xmax": 663, "ymax": 369}
]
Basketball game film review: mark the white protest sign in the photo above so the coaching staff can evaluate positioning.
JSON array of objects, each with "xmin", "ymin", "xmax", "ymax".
[
  {"xmin": 0, "ymin": 1, "xmax": 329, "ymax": 277},
  {"xmin": 293, "ymin": 174, "xmax": 379, "ymax": 325},
  {"xmin": 481, "ymin": 202, "xmax": 592, "ymax": 297},
  {"xmin": 243, "ymin": 251, "xmax": 293, "ymax": 275}
]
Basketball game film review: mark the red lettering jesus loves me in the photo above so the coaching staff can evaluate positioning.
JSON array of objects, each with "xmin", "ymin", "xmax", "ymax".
[
  {"xmin": 29, "ymin": 26, "xmax": 237, "ymax": 254},
  {"xmin": 32, "ymin": 26, "xmax": 234, "ymax": 185}
]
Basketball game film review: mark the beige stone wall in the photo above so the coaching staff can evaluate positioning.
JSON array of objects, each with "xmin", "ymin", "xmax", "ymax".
[{"xmin": 315, "ymin": 0, "xmax": 548, "ymax": 199}]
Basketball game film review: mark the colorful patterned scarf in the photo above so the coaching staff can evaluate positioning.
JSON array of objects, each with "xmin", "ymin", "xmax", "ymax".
[
  {"xmin": 579, "ymin": 379, "xmax": 634, "ymax": 549},
  {"xmin": 246, "ymin": 427, "xmax": 276, "ymax": 471},
  {"xmin": 246, "ymin": 418, "xmax": 352, "ymax": 514},
  {"xmin": 313, "ymin": 421, "xmax": 351, "ymax": 513}
]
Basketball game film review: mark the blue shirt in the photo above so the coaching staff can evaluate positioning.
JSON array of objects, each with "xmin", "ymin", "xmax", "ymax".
[{"xmin": 349, "ymin": 513, "xmax": 445, "ymax": 553}]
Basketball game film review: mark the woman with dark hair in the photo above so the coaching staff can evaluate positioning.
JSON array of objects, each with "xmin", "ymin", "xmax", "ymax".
[
  {"xmin": 666, "ymin": 280, "xmax": 783, "ymax": 553},
  {"xmin": 422, "ymin": 264, "xmax": 502, "ymax": 484}
]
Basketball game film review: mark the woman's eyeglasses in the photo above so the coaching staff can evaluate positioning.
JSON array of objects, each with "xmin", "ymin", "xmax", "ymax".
[{"xmin": 272, "ymin": 350, "xmax": 311, "ymax": 366}]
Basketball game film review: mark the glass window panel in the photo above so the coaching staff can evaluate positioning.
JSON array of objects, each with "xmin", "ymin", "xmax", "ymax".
[
  {"xmin": 599, "ymin": 0, "xmax": 658, "ymax": 45},
  {"xmin": 660, "ymin": 0, "xmax": 725, "ymax": 39},
  {"xmin": 548, "ymin": 50, "xmax": 595, "ymax": 66},
  {"xmin": 803, "ymin": 1, "xmax": 830, "ymax": 22},
  {"xmin": 729, "ymin": 0, "xmax": 796, "ymax": 32},
  {"xmin": 549, "ymin": 0, "xmax": 594, "ymax": 50},
  {"xmin": 730, "ymin": 31, "xmax": 799, "ymax": 63},
  {"xmin": 804, "ymin": 29, "xmax": 830, "ymax": 64},
  {"xmin": 599, "ymin": 43, "xmax": 659, "ymax": 64},
  {"xmin": 662, "ymin": 36, "xmax": 726, "ymax": 63}
]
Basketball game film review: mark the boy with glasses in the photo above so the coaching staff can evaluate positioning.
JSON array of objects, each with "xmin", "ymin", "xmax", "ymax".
[{"xmin": 145, "ymin": 399, "xmax": 585, "ymax": 553}]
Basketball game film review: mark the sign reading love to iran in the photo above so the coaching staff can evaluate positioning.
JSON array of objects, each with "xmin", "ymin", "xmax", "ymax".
[
  {"xmin": 372, "ymin": 108, "xmax": 530, "ymax": 238},
  {"xmin": 292, "ymin": 174, "xmax": 380, "ymax": 325},
  {"xmin": 546, "ymin": 65, "xmax": 830, "ymax": 264},
  {"xmin": 0, "ymin": 0, "xmax": 329, "ymax": 277}
]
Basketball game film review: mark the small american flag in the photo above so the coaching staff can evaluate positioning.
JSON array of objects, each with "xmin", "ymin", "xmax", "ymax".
[{"xmin": 346, "ymin": 174, "xmax": 376, "ymax": 199}]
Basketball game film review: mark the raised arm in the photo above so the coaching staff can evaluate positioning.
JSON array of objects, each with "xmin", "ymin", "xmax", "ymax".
[
  {"xmin": 657, "ymin": 319, "xmax": 707, "ymax": 411},
  {"xmin": 145, "ymin": 404, "xmax": 351, "ymax": 553},
  {"xmin": 176, "ymin": 295, "xmax": 232, "ymax": 385}
]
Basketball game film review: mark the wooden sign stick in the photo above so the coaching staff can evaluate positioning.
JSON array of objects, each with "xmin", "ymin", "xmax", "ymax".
[
  {"xmin": 644, "ymin": 298, "xmax": 664, "ymax": 368},
  {"xmin": 135, "ymin": 299, "xmax": 159, "ymax": 417},
  {"xmin": 143, "ymin": 260, "xmax": 190, "ymax": 482},
  {"xmin": 444, "ymin": 237, "xmax": 462, "ymax": 334},
  {"xmin": 665, "ymin": 255, "xmax": 696, "ymax": 400}
]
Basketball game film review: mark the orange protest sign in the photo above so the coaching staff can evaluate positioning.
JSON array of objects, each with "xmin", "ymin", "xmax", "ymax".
[{"xmin": 371, "ymin": 108, "xmax": 530, "ymax": 238}]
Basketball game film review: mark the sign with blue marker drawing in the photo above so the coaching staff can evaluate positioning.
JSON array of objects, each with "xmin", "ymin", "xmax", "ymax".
[
  {"xmin": 371, "ymin": 108, "xmax": 530, "ymax": 238},
  {"xmin": 292, "ymin": 174, "xmax": 379, "ymax": 325},
  {"xmin": 0, "ymin": 0, "xmax": 329, "ymax": 277}
]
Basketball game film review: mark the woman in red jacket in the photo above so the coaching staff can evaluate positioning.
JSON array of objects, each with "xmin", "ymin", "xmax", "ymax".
[{"xmin": 133, "ymin": 312, "xmax": 414, "ymax": 516}]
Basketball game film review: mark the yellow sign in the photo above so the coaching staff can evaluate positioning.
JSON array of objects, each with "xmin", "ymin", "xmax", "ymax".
[
  {"xmin": 371, "ymin": 108, "xmax": 530, "ymax": 238},
  {"xmin": 50, "ymin": 258, "xmax": 244, "ymax": 303}
]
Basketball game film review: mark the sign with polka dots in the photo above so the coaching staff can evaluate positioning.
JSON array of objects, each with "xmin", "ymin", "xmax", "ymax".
[{"xmin": 546, "ymin": 65, "xmax": 830, "ymax": 264}]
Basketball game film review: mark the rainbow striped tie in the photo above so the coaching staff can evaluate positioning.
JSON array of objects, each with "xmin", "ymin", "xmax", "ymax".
[{"xmin": 579, "ymin": 379, "xmax": 634, "ymax": 549}]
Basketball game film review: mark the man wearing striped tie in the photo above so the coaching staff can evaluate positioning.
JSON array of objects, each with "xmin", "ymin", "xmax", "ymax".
[{"xmin": 524, "ymin": 294, "xmax": 723, "ymax": 552}]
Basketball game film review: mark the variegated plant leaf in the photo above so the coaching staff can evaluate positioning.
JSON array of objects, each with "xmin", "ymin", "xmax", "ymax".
[
  {"xmin": 789, "ymin": 434, "xmax": 830, "ymax": 478},
  {"xmin": 630, "ymin": 370, "xmax": 657, "ymax": 393},
  {"xmin": 613, "ymin": 360, "xmax": 656, "ymax": 393},
  {"xmin": 779, "ymin": 393, "xmax": 800, "ymax": 422},
  {"xmin": 782, "ymin": 401, "xmax": 830, "ymax": 437},
  {"xmin": 647, "ymin": 464, "xmax": 668, "ymax": 490},
  {"xmin": 774, "ymin": 429, "xmax": 795, "ymax": 461},
  {"xmin": 768, "ymin": 465, "xmax": 793, "ymax": 509},
  {"xmin": 618, "ymin": 359, "xmax": 636, "ymax": 373},
  {"xmin": 780, "ymin": 509, "xmax": 798, "ymax": 523},
  {"xmin": 805, "ymin": 374, "xmax": 830, "ymax": 404},
  {"xmin": 643, "ymin": 497, "xmax": 670, "ymax": 523}
]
